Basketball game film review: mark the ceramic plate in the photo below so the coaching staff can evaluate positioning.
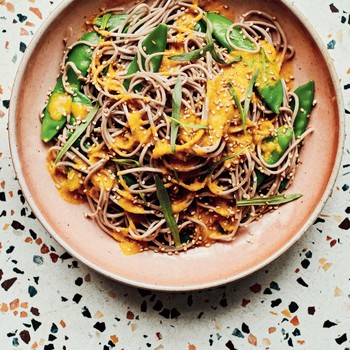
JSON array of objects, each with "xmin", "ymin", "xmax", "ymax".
[{"xmin": 9, "ymin": 0, "xmax": 344, "ymax": 291}]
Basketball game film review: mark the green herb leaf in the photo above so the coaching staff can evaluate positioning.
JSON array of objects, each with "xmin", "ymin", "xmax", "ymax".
[
  {"xmin": 236, "ymin": 193, "xmax": 303, "ymax": 206},
  {"xmin": 169, "ymin": 43, "xmax": 214, "ymax": 61},
  {"xmin": 155, "ymin": 174, "xmax": 181, "ymax": 246},
  {"xmin": 228, "ymin": 82, "xmax": 246, "ymax": 133},
  {"xmin": 244, "ymin": 69, "xmax": 259, "ymax": 118},
  {"xmin": 211, "ymin": 50, "xmax": 242, "ymax": 65},
  {"xmin": 168, "ymin": 116, "xmax": 207, "ymax": 132},
  {"xmin": 170, "ymin": 76, "xmax": 182, "ymax": 153},
  {"xmin": 112, "ymin": 158, "xmax": 141, "ymax": 167},
  {"xmin": 207, "ymin": 146, "xmax": 248, "ymax": 174},
  {"xmin": 101, "ymin": 13, "xmax": 112, "ymax": 30},
  {"xmin": 55, "ymin": 103, "xmax": 99, "ymax": 164}
]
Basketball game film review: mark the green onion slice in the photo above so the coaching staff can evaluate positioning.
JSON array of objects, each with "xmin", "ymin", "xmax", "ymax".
[
  {"xmin": 244, "ymin": 69, "xmax": 259, "ymax": 118},
  {"xmin": 228, "ymin": 82, "xmax": 246, "ymax": 133},
  {"xmin": 236, "ymin": 193, "xmax": 303, "ymax": 206},
  {"xmin": 112, "ymin": 158, "xmax": 141, "ymax": 167},
  {"xmin": 207, "ymin": 146, "xmax": 248, "ymax": 174},
  {"xmin": 170, "ymin": 75, "xmax": 182, "ymax": 153},
  {"xmin": 155, "ymin": 174, "xmax": 181, "ymax": 246},
  {"xmin": 100, "ymin": 13, "xmax": 112, "ymax": 30},
  {"xmin": 169, "ymin": 43, "xmax": 214, "ymax": 61},
  {"xmin": 211, "ymin": 49, "xmax": 241, "ymax": 65},
  {"xmin": 228, "ymin": 70, "xmax": 258, "ymax": 134},
  {"xmin": 168, "ymin": 116, "xmax": 207, "ymax": 132},
  {"xmin": 55, "ymin": 103, "xmax": 99, "ymax": 164}
]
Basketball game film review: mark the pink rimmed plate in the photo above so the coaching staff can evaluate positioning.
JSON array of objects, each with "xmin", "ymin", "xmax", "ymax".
[{"xmin": 9, "ymin": 0, "xmax": 344, "ymax": 291}]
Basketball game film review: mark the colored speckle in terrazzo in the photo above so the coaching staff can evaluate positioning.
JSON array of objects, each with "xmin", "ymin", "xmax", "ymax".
[
  {"xmin": 249, "ymin": 283, "xmax": 261, "ymax": 293},
  {"xmin": 28, "ymin": 286, "xmax": 37, "ymax": 297},
  {"xmin": 93, "ymin": 322, "xmax": 106, "ymax": 332},
  {"xmin": 81, "ymin": 306, "xmax": 92, "ymax": 318},
  {"xmin": 327, "ymin": 39, "xmax": 336, "ymax": 49},
  {"xmin": 241, "ymin": 323, "xmax": 250, "ymax": 334},
  {"xmin": 232, "ymin": 328, "xmax": 244, "ymax": 338},
  {"xmin": 1, "ymin": 277, "xmax": 17, "ymax": 291},
  {"xmin": 338, "ymin": 217, "xmax": 350, "ymax": 229},
  {"xmin": 75, "ymin": 277, "xmax": 83, "ymax": 286},
  {"xmin": 335, "ymin": 333, "xmax": 348, "ymax": 345},
  {"xmin": 288, "ymin": 302, "xmax": 299, "ymax": 313},
  {"xmin": 19, "ymin": 330, "xmax": 30, "ymax": 344},
  {"xmin": 225, "ymin": 340, "xmax": 237, "ymax": 350},
  {"xmin": 33, "ymin": 255, "xmax": 43, "ymax": 265},
  {"xmin": 31, "ymin": 319, "xmax": 41, "ymax": 331},
  {"xmin": 72, "ymin": 293, "xmax": 82, "ymax": 304},
  {"xmin": 323, "ymin": 320, "xmax": 337, "ymax": 328},
  {"xmin": 296, "ymin": 277, "xmax": 308, "ymax": 287},
  {"xmin": 11, "ymin": 220, "xmax": 24, "ymax": 230},
  {"xmin": 271, "ymin": 298, "xmax": 282, "ymax": 307},
  {"xmin": 329, "ymin": 3, "xmax": 339, "ymax": 12}
]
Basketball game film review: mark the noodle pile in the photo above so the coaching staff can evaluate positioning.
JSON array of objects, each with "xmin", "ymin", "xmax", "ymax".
[{"xmin": 46, "ymin": 0, "xmax": 313, "ymax": 254}]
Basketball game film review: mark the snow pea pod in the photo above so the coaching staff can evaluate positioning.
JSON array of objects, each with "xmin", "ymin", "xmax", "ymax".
[
  {"xmin": 206, "ymin": 13, "xmax": 256, "ymax": 51},
  {"xmin": 41, "ymin": 78, "xmax": 67, "ymax": 142},
  {"xmin": 253, "ymin": 126, "xmax": 293, "ymax": 189},
  {"xmin": 259, "ymin": 80, "xmax": 284, "ymax": 114},
  {"xmin": 291, "ymin": 80, "xmax": 315, "ymax": 139},
  {"xmin": 65, "ymin": 31, "xmax": 100, "ymax": 91},
  {"xmin": 261, "ymin": 126, "xmax": 293, "ymax": 165},
  {"xmin": 124, "ymin": 23, "xmax": 168, "ymax": 91},
  {"xmin": 255, "ymin": 170, "xmax": 266, "ymax": 188},
  {"xmin": 41, "ymin": 32, "xmax": 100, "ymax": 142}
]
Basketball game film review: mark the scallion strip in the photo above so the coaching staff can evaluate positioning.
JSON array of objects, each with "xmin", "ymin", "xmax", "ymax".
[
  {"xmin": 100, "ymin": 13, "xmax": 112, "ymax": 30},
  {"xmin": 228, "ymin": 82, "xmax": 246, "ymax": 133},
  {"xmin": 112, "ymin": 158, "xmax": 141, "ymax": 167},
  {"xmin": 55, "ymin": 103, "xmax": 99, "ymax": 164},
  {"xmin": 244, "ymin": 69, "xmax": 259, "ymax": 118},
  {"xmin": 206, "ymin": 146, "xmax": 248, "ymax": 174},
  {"xmin": 170, "ymin": 76, "xmax": 182, "ymax": 153},
  {"xmin": 168, "ymin": 43, "xmax": 214, "ymax": 61},
  {"xmin": 168, "ymin": 116, "xmax": 207, "ymax": 132},
  {"xmin": 155, "ymin": 175, "xmax": 181, "ymax": 246},
  {"xmin": 236, "ymin": 194, "xmax": 303, "ymax": 206}
]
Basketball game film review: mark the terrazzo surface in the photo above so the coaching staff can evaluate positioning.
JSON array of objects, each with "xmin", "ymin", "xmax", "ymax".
[{"xmin": 0, "ymin": 0, "xmax": 349, "ymax": 349}]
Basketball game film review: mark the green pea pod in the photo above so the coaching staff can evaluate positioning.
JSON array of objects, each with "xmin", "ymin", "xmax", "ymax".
[
  {"xmin": 66, "ymin": 31, "xmax": 100, "ymax": 90},
  {"xmin": 41, "ymin": 78, "xmax": 68, "ymax": 142},
  {"xmin": 255, "ymin": 165, "xmax": 289, "ymax": 191},
  {"xmin": 259, "ymin": 80, "xmax": 284, "ymax": 114},
  {"xmin": 255, "ymin": 170, "xmax": 266, "ymax": 188},
  {"xmin": 206, "ymin": 12, "xmax": 256, "ymax": 51},
  {"xmin": 123, "ymin": 24, "xmax": 168, "ymax": 91},
  {"xmin": 94, "ymin": 14, "xmax": 129, "ymax": 31},
  {"xmin": 291, "ymin": 80, "xmax": 315, "ymax": 139},
  {"xmin": 41, "ymin": 32, "xmax": 100, "ymax": 142},
  {"xmin": 262, "ymin": 126, "xmax": 293, "ymax": 165},
  {"xmin": 278, "ymin": 178, "xmax": 289, "ymax": 192},
  {"xmin": 194, "ymin": 20, "xmax": 206, "ymax": 33}
]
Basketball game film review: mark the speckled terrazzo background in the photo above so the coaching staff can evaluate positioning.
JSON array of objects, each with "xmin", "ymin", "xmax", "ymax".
[{"xmin": 0, "ymin": 0, "xmax": 349, "ymax": 349}]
